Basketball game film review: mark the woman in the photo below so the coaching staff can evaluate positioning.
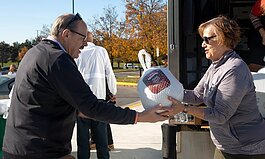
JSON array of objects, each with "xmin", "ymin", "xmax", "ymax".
[
  {"xmin": 250, "ymin": 0, "xmax": 265, "ymax": 45},
  {"xmin": 8, "ymin": 64, "xmax": 17, "ymax": 75},
  {"xmin": 248, "ymin": 0, "xmax": 265, "ymax": 71},
  {"xmin": 164, "ymin": 16, "xmax": 265, "ymax": 159}
]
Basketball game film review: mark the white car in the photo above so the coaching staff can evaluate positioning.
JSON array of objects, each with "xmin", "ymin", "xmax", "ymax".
[{"xmin": 123, "ymin": 63, "xmax": 139, "ymax": 69}]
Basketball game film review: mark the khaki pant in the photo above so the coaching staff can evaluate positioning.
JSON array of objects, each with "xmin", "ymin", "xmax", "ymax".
[{"xmin": 214, "ymin": 148, "xmax": 265, "ymax": 159}]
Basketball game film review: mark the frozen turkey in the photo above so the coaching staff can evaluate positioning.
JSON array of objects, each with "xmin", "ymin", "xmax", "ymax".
[{"xmin": 137, "ymin": 49, "xmax": 184, "ymax": 109}]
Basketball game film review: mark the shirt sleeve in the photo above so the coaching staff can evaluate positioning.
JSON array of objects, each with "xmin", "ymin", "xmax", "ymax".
[
  {"xmin": 50, "ymin": 54, "xmax": 136, "ymax": 124},
  {"xmin": 250, "ymin": 0, "xmax": 264, "ymax": 30},
  {"xmin": 104, "ymin": 48, "xmax": 117, "ymax": 95},
  {"xmin": 204, "ymin": 66, "xmax": 250, "ymax": 124},
  {"xmin": 183, "ymin": 67, "xmax": 210, "ymax": 105}
]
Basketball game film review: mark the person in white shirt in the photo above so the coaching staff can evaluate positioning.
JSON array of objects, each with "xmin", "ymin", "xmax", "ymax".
[
  {"xmin": 7, "ymin": 64, "xmax": 17, "ymax": 75},
  {"xmin": 75, "ymin": 31, "xmax": 116, "ymax": 159}
]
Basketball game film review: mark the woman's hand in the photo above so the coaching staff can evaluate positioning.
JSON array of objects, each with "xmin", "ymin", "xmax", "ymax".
[{"xmin": 159, "ymin": 96, "xmax": 185, "ymax": 117}]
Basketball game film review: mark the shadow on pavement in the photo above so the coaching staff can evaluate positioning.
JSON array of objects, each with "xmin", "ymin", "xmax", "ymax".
[{"xmin": 71, "ymin": 147, "xmax": 162, "ymax": 159}]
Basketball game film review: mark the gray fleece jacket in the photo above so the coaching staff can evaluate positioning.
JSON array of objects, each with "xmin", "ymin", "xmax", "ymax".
[{"xmin": 183, "ymin": 51, "xmax": 265, "ymax": 154}]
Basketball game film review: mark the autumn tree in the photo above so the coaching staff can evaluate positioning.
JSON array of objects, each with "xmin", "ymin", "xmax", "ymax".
[
  {"xmin": 124, "ymin": 0, "xmax": 167, "ymax": 59},
  {"xmin": 86, "ymin": 1, "xmax": 167, "ymax": 66},
  {"xmin": 87, "ymin": 5, "xmax": 121, "ymax": 66}
]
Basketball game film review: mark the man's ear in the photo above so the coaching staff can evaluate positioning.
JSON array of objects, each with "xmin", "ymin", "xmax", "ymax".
[
  {"xmin": 61, "ymin": 29, "xmax": 70, "ymax": 39},
  {"xmin": 83, "ymin": 41, "xmax": 88, "ymax": 47}
]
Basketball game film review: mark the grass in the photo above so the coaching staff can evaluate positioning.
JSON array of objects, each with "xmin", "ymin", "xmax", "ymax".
[
  {"xmin": 1, "ymin": 62, "xmax": 18, "ymax": 68},
  {"xmin": 116, "ymin": 76, "xmax": 139, "ymax": 83},
  {"xmin": 113, "ymin": 68, "xmax": 140, "ymax": 73},
  {"xmin": 1, "ymin": 61, "xmax": 140, "ymax": 83},
  {"xmin": 114, "ymin": 68, "xmax": 141, "ymax": 83}
]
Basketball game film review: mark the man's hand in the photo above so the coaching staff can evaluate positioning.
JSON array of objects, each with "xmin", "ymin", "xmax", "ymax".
[
  {"xmin": 137, "ymin": 105, "xmax": 170, "ymax": 123},
  {"xmin": 109, "ymin": 95, "xmax": 116, "ymax": 102},
  {"xmin": 77, "ymin": 111, "xmax": 89, "ymax": 118}
]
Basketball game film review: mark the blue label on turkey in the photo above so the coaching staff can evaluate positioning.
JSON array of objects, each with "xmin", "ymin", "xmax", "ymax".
[{"xmin": 143, "ymin": 69, "xmax": 170, "ymax": 94}]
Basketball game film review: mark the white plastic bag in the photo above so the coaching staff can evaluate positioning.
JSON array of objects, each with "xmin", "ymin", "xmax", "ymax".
[
  {"xmin": 0, "ymin": 99, "xmax": 10, "ymax": 117},
  {"xmin": 138, "ymin": 49, "xmax": 152, "ymax": 70},
  {"xmin": 258, "ymin": 67, "xmax": 265, "ymax": 74},
  {"xmin": 137, "ymin": 49, "xmax": 184, "ymax": 109}
]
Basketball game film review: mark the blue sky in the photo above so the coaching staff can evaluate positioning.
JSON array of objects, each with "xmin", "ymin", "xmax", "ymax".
[{"xmin": 0, "ymin": 0, "xmax": 126, "ymax": 45}]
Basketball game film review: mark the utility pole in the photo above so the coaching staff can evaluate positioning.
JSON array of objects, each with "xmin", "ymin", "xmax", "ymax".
[
  {"xmin": 72, "ymin": 0, "xmax": 74, "ymax": 14},
  {"xmin": 36, "ymin": 30, "xmax": 41, "ymax": 38}
]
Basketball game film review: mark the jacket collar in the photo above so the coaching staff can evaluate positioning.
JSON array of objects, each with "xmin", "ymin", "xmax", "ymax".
[
  {"xmin": 86, "ymin": 42, "xmax": 95, "ymax": 46},
  {"xmin": 212, "ymin": 50, "xmax": 235, "ymax": 68},
  {"xmin": 44, "ymin": 36, "xmax": 67, "ymax": 53}
]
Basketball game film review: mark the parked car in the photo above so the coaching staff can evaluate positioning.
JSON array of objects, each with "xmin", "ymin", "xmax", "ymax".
[
  {"xmin": 1, "ymin": 66, "xmax": 9, "ymax": 75},
  {"xmin": 0, "ymin": 74, "xmax": 15, "ymax": 99},
  {"xmin": 123, "ymin": 63, "xmax": 139, "ymax": 69}
]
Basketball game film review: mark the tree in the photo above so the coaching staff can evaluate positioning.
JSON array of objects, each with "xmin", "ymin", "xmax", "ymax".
[
  {"xmin": 0, "ymin": 41, "xmax": 11, "ymax": 67},
  {"xmin": 87, "ymin": 5, "xmax": 121, "ymax": 66},
  {"xmin": 86, "ymin": 1, "xmax": 167, "ymax": 65},
  {"xmin": 124, "ymin": 0, "xmax": 167, "ymax": 59},
  {"xmin": 9, "ymin": 42, "xmax": 20, "ymax": 62},
  {"xmin": 20, "ymin": 40, "xmax": 33, "ymax": 50},
  {"xmin": 40, "ymin": 24, "xmax": 51, "ymax": 38},
  {"xmin": 32, "ymin": 24, "xmax": 51, "ymax": 45}
]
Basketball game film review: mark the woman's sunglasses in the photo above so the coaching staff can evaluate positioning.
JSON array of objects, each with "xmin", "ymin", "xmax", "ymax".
[{"xmin": 202, "ymin": 36, "xmax": 216, "ymax": 44}]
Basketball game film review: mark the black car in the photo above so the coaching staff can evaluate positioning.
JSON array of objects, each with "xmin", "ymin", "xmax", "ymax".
[{"xmin": 0, "ymin": 74, "xmax": 15, "ymax": 99}]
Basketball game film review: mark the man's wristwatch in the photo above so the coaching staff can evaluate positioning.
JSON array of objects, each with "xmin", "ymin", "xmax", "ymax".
[{"xmin": 182, "ymin": 104, "xmax": 189, "ymax": 113}]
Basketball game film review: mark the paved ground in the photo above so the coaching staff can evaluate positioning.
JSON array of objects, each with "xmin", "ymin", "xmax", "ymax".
[
  {"xmin": 71, "ymin": 103, "xmax": 167, "ymax": 159},
  {"xmin": 115, "ymin": 85, "xmax": 139, "ymax": 106},
  {"xmin": 70, "ymin": 80, "xmax": 167, "ymax": 159}
]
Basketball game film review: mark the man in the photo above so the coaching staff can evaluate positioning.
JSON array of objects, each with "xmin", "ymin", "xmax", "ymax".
[
  {"xmin": 161, "ymin": 54, "xmax": 168, "ymax": 67},
  {"xmin": 75, "ymin": 31, "xmax": 116, "ymax": 159},
  {"xmin": 2, "ymin": 13, "xmax": 169, "ymax": 159},
  {"xmin": 248, "ymin": 0, "xmax": 265, "ymax": 72}
]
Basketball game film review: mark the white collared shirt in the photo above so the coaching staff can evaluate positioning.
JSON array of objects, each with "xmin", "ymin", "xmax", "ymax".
[{"xmin": 75, "ymin": 42, "xmax": 117, "ymax": 99}]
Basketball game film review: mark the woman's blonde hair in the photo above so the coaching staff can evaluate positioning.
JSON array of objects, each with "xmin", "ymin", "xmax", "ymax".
[{"xmin": 198, "ymin": 15, "xmax": 241, "ymax": 49}]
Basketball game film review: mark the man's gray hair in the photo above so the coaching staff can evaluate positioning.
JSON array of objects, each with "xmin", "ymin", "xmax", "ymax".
[{"xmin": 50, "ymin": 14, "xmax": 79, "ymax": 36}]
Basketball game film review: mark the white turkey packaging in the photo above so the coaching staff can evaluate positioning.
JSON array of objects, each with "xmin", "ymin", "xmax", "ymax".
[{"xmin": 137, "ymin": 49, "xmax": 184, "ymax": 110}]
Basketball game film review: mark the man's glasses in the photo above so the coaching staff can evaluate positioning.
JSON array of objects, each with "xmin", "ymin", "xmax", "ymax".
[
  {"xmin": 64, "ymin": 13, "xmax": 86, "ymax": 41},
  {"xmin": 202, "ymin": 36, "xmax": 216, "ymax": 44},
  {"xmin": 64, "ymin": 13, "xmax": 82, "ymax": 29},
  {"xmin": 69, "ymin": 29, "xmax": 86, "ymax": 41}
]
